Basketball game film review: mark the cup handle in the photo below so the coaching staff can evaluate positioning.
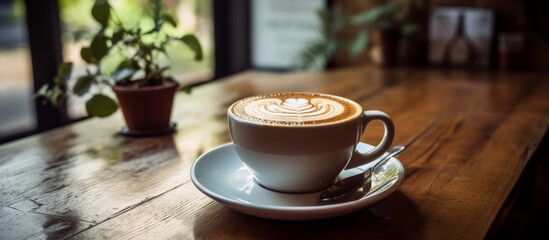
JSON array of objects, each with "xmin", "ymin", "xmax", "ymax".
[{"xmin": 345, "ymin": 110, "xmax": 395, "ymax": 169}]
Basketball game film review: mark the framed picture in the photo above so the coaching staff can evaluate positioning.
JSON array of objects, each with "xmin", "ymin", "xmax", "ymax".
[{"xmin": 429, "ymin": 7, "xmax": 494, "ymax": 67}]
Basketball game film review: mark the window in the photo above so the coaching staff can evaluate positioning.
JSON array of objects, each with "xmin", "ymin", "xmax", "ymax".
[{"xmin": 0, "ymin": 0, "xmax": 35, "ymax": 141}]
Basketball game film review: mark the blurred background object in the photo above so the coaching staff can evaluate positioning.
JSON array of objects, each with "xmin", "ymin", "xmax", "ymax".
[
  {"xmin": 296, "ymin": 0, "xmax": 427, "ymax": 70},
  {"xmin": 295, "ymin": 0, "xmax": 549, "ymax": 71},
  {"xmin": 429, "ymin": 7, "xmax": 494, "ymax": 68},
  {"xmin": 498, "ymin": 32, "xmax": 524, "ymax": 71}
]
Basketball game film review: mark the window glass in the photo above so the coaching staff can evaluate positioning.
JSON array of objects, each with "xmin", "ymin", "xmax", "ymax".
[{"xmin": 0, "ymin": 0, "xmax": 36, "ymax": 139}]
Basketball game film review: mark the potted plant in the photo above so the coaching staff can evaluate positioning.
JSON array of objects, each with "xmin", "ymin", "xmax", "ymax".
[
  {"xmin": 297, "ymin": 0, "xmax": 421, "ymax": 69},
  {"xmin": 36, "ymin": 0, "xmax": 202, "ymax": 135},
  {"xmin": 349, "ymin": 1, "xmax": 410, "ymax": 67}
]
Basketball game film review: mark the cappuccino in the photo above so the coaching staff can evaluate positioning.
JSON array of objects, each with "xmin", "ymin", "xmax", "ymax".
[
  {"xmin": 230, "ymin": 92, "xmax": 361, "ymax": 126},
  {"xmin": 227, "ymin": 92, "xmax": 396, "ymax": 193}
]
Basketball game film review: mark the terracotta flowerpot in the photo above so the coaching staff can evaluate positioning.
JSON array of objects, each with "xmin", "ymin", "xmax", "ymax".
[
  {"xmin": 370, "ymin": 29, "xmax": 401, "ymax": 67},
  {"xmin": 112, "ymin": 80, "xmax": 178, "ymax": 132}
]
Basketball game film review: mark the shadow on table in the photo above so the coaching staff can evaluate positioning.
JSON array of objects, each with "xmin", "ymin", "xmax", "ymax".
[{"xmin": 192, "ymin": 191, "xmax": 423, "ymax": 239}]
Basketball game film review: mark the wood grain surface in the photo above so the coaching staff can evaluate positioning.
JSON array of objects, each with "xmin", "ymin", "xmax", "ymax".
[{"xmin": 1, "ymin": 67, "xmax": 548, "ymax": 239}]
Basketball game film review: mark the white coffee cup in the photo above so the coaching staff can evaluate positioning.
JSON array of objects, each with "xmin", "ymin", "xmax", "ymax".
[{"xmin": 227, "ymin": 92, "xmax": 395, "ymax": 193}]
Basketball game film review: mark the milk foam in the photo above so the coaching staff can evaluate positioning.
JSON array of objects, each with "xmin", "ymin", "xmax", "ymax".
[{"xmin": 231, "ymin": 93, "xmax": 360, "ymax": 126}]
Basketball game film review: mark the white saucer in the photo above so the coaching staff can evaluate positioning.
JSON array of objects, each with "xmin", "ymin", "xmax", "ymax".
[{"xmin": 190, "ymin": 142, "xmax": 405, "ymax": 220}]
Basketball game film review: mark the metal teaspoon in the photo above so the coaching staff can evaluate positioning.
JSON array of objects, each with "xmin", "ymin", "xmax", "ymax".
[{"xmin": 319, "ymin": 145, "xmax": 406, "ymax": 202}]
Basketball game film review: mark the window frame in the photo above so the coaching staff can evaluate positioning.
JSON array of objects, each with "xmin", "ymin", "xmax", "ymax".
[{"xmin": 0, "ymin": 0, "xmax": 66, "ymax": 144}]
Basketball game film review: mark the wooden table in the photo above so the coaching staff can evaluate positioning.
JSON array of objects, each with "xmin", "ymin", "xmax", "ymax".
[{"xmin": 1, "ymin": 67, "xmax": 548, "ymax": 239}]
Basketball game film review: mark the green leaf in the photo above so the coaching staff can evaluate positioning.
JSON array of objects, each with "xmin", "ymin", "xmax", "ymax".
[
  {"xmin": 81, "ymin": 47, "xmax": 95, "ymax": 63},
  {"xmin": 111, "ymin": 30, "xmax": 125, "ymax": 44},
  {"xmin": 180, "ymin": 34, "xmax": 203, "ymax": 60},
  {"xmin": 57, "ymin": 62, "xmax": 73, "ymax": 82},
  {"xmin": 49, "ymin": 87, "xmax": 62, "ymax": 106},
  {"xmin": 53, "ymin": 76, "xmax": 62, "ymax": 86},
  {"xmin": 179, "ymin": 86, "xmax": 192, "ymax": 94},
  {"xmin": 53, "ymin": 63, "xmax": 72, "ymax": 87},
  {"xmin": 35, "ymin": 84, "xmax": 51, "ymax": 99},
  {"xmin": 86, "ymin": 94, "xmax": 118, "ymax": 118},
  {"xmin": 90, "ymin": 35, "xmax": 109, "ymax": 61},
  {"xmin": 35, "ymin": 86, "xmax": 63, "ymax": 106},
  {"xmin": 350, "ymin": 29, "xmax": 370, "ymax": 57},
  {"xmin": 350, "ymin": 3, "xmax": 398, "ymax": 26},
  {"xmin": 73, "ymin": 75, "xmax": 94, "ymax": 96},
  {"xmin": 161, "ymin": 13, "xmax": 177, "ymax": 27},
  {"xmin": 92, "ymin": 0, "xmax": 110, "ymax": 27},
  {"xmin": 350, "ymin": 9, "xmax": 378, "ymax": 25},
  {"xmin": 120, "ymin": 59, "xmax": 139, "ymax": 69}
]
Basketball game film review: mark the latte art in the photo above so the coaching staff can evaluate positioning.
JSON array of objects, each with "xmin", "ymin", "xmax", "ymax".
[
  {"xmin": 245, "ymin": 98, "xmax": 344, "ymax": 123},
  {"xmin": 230, "ymin": 92, "xmax": 361, "ymax": 126}
]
